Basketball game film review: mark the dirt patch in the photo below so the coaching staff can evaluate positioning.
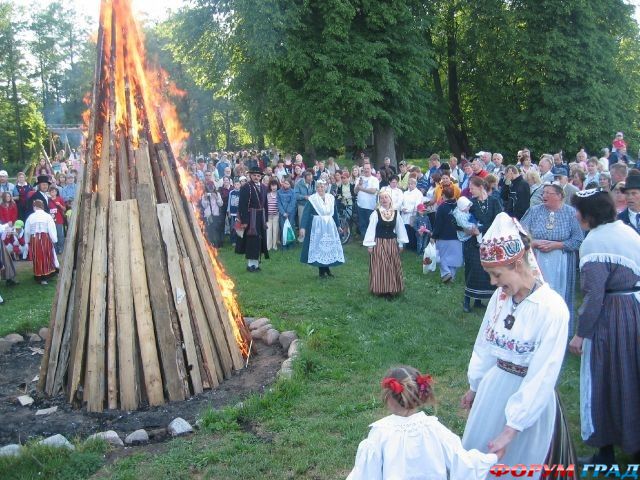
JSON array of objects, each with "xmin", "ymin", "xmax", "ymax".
[{"xmin": 0, "ymin": 340, "xmax": 284, "ymax": 445}]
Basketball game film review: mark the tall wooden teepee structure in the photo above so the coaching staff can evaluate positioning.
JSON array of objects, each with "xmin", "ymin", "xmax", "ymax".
[{"xmin": 38, "ymin": 0, "xmax": 250, "ymax": 412}]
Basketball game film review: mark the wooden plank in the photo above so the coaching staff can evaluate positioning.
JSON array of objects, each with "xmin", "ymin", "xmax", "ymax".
[
  {"xmin": 106, "ymin": 201, "xmax": 118, "ymax": 410},
  {"xmin": 114, "ymin": 200, "xmax": 138, "ymax": 410},
  {"xmin": 181, "ymin": 258, "xmax": 221, "ymax": 386},
  {"xmin": 40, "ymin": 155, "xmax": 85, "ymax": 394},
  {"xmin": 159, "ymin": 149, "xmax": 245, "ymax": 370},
  {"xmin": 84, "ymin": 204, "xmax": 108, "ymax": 412},
  {"xmin": 157, "ymin": 204, "xmax": 203, "ymax": 394},
  {"xmin": 129, "ymin": 200, "xmax": 164, "ymax": 406},
  {"xmin": 117, "ymin": 132, "xmax": 131, "ymax": 200},
  {"xmin": 67, "ymin": 193, "xmax": 97, "ymax": 403},
  {"xmin": 51, "ymin": 275, "xmax": 77, "ymax": 395},
  {"xmin": 156, "ymin": 150, "xmax": 235, "ymax": 376},
  {"xmin": 136, "ymin": 183, "xmax": 187, "ymax": 401}
]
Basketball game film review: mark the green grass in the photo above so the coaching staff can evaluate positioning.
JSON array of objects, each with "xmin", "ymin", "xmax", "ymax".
[
  {"xmin": 0, "ymin": 242, "xmax": 593, "ymax": 479},
  {"xmin": 0, "ymin": 262, "xmax": 58, "ymax": 336}
]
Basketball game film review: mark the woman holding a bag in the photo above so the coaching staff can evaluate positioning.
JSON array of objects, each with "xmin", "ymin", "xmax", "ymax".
[{"xmin": 298, "ymin": 180, "xmax": 344, "ymax": 277}]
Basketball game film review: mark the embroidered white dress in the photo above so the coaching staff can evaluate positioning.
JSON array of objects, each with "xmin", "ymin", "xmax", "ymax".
[
  {"xmin": 462, "ymin": 283, "xmax": 568, "ymax": 472},
  {"xmin": 347, "ymin": 412, "xmax": 497, "ymax": 480}
]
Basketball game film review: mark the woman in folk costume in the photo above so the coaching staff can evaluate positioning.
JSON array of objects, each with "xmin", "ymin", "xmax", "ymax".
[
  {"xmin": 461, "ymin": 213, "xmax": 574, "ymax": 472},
  {"xmin": 235, "ymin": 168, "xmax": 269, "ymax": 272},
  {"xmin": 24, "ymin": 199, "xmax": 58, "ymax": 285},
  {"xmin": 298, "ymin": 180, "xmax": 344, "ymax": 278},
  {"xmin": 364, "ymin": 190, "xmax": 408, "ymax": 298},
  {"xmin": 569, "ymin": 189, "xmax": 640, "ymax": 466}
]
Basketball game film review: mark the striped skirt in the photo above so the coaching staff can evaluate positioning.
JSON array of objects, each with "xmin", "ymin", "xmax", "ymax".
[
  {"xmin": 30, "ymin": 233, "xmax": 57, "ymax": 279},
  {"xmin": 369, "ymin": 237, "xmax": 404, "ymax": 295}
]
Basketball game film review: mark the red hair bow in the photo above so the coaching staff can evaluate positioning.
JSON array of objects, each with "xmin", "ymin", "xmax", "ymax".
[
  {"xmin": 416, "ymin": 374, "xmax": 433, "ymax": 393},
  {"xmin": 381, "ymin": 377, "xmax": 404, "ymax": 394}
]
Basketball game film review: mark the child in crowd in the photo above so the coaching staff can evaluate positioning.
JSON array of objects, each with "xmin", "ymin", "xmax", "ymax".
[
  {"xmin": 2, "ymin": 220, "xmax": 26, "ymax": 261},
  {"xmin": 266, "ymin": 179, "xmax": 280, "ymax": 251},
  {"xmin": 413, "ymin": 203, "xmax": 431, "ymax": 256},
  {"xmin": 612, "ymin": 131, "xmax": 626, "ymax": 152},
  {"xmin": 453, "ymin": 196, "xmax": 482, "ymax": 243},
  {"xmin": 47, "ymin": 186, "xmax": 66, "ymax": 254},
  {"xmin": 347, "ymin": 366, "xmax": 498, "ymax": 480},
  {"xmin": 227, "ymin": 180, "xmax": 241, "ymax": 247}
]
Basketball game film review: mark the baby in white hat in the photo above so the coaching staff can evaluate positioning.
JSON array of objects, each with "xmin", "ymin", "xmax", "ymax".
[{"xmin": 453, "ymin": 196, "xmax": 482, "ymax": 243}]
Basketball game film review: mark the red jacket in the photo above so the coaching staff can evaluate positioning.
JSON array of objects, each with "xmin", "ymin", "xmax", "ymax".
[{"xmin": 0, "ymin": 203, "xmax": 18, "ymax": 224}]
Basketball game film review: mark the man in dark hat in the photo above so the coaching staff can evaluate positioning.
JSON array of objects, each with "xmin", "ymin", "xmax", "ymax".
[
  {"xmin": 235, "ymin": 168, "xmax": 269, "ymax": 271},
  {"xmin": 618, "ymin": 172, "xmax": 640, "ymax": 234},
  {"xmin": 27, "ymin": 175, "xmax": 51, "ymax": 215}
]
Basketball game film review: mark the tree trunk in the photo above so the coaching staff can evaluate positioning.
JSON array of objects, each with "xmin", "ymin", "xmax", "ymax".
[
  {"xmin": 445, "ymin": 4, "xmax": 470, "ymax": 158},
  {"xmin": 224, "ymin": 105, "xmax": 231, "ymax": 151},
  {"xmin": 373, "ymin": 121, "xmax": 396, "ymax": 168},
  {"xmin": 302, "ymin": 127, "xmax": 316, "ymax": 161},
  {"xmin": 9, "ymin": 44, "xmax": 25, "ymax": 161}
]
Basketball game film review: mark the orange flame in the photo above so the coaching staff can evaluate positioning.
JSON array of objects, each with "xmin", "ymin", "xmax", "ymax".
[
  {"xmin": 88, "ymin": 0, "xmax": 249, "ymax": 357},
  {"xmin": 175, "ymin": 164, "xmax": 250, "ymax": 358}
]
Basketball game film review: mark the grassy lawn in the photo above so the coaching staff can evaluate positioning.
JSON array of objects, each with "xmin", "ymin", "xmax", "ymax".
[
  {"xmin": 0, "ymin": 261, "xmax": 58, "ymax": 337},
  {"xmin": 1, "ymin": 241, "xmax": 589, "ymax": 479}
]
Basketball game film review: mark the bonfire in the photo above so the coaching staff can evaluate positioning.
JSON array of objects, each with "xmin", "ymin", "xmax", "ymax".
[{"xmin": 38, "ymin": 0, "xmax": 251, "ymax": 413}]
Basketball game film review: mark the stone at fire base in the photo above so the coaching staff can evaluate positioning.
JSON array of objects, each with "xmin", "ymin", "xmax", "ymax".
[
  {"xmin": 248, "ymin": 318, "xmax": 270, "ymax": 331},
  {"xmin": 251, "ymin": 324, "xmax": 272, "ymax": 340},
  {"xmin": 29, "ymin": 334, "xmax": 42, "ymax": 342},
  {"xmin": 0, "ymin": 339, "xmax": 11, "ymax": 354},
  {"xmin": 4, "ymin": 333, "xmax": 24, "ymax": 344},
  {"xmin": 168, "ymin": 418, "xmax": 193, "ymax": 437},
  {"xmin": 88, "ymin": 430, "xmax": 124, "ymax": 447},
  {"xmin": 125, "ymin": 429, "xmax": 149, "ymax": 445},
  {"xmin": 279, "ymin": 358, "xmax": 294, "ymax": 379},
  {"xmin": 17, "ymin": 395, "xmax": 34, "ymax": 406},
  {"xmin": 38, "ymin": 327, "xmax": 50, "ymax": 341},
  {"xmin": 35, "ymin": 406, "xmax": 58, "ymax": 416},
  {"xmin": 38, "ymin": 434, "xmax": 75, "ymax": 450},
  {"xmin": 0, "ymin": 444, "xmax": 22, "ymax": 457},
  {"xmin": 263, "ymin": 329, "xmax": 280, "ymax": 346},
  {"xmin": 279, "ymin": 331, "xmax": 297, "ymax": 351},
  {"xmin": 243, "ymin": 317, "xmax": 255, "ymax": 327},
  {"xmin": 288, "ymin": 339, "xmax": 300, "ymax": 358}
]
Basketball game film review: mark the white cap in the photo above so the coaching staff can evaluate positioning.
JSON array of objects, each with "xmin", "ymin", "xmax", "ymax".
[
  {"xmin": 456, "ymin": 196, "xmax": 472, "ymax": 211},
  {"xmin": 616, "ymin": 131, "xmax": 624, "ymax": 137},
  {"xmin": 239, "ymin": 176, "xmax": 247, "ymax": 181},
  {"xmin": 0, "ymin": 170, "xmax": 7, "ymax": 177}
]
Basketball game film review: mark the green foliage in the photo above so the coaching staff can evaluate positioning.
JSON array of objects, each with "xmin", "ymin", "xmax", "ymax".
[{"xmin": 0, "ymin": 438, "xmax": 107, "ymax": 480}]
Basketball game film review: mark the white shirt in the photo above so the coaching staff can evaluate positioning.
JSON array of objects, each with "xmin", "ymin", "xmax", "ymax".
[
  {"xmin": 363, "ymin": 210, "xmax": 409, "ymax": 247},
  {"xmin": 467, "ymin": 283, "xmax": 568, "ymax": 431},
  {"xmin": 629, "ymin": 209, "xmax": 640, "ymax": 230},
  {"xmin": 400, "ymin": 188, "xmax": 423, "ymax": 225},
  {"xmin": 356, "ymin": 175, "xmax": 380, "ymax": 210},
  {"xmin": 24, "ymin": 209, "xmax": 57, "ymax": 243},
  {"xmin": 347, "ymin": 412, "xmax": 497, "ymax": 480}
]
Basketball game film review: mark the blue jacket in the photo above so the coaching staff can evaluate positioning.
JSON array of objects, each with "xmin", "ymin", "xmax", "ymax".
[
  {"xmin": 277, "ymin": 188, "xmax": 297, "ymax": 218},
  {"xmin": 295, "ymin": 180, "xmax": 315, "ymax": 206},
  {"xmin": 431, "ymin": 200, "xmax": 459, "ymax": 240},
  {"xmin": 618, "ymin": 208, "xmax": 640, "ymax": 234}
]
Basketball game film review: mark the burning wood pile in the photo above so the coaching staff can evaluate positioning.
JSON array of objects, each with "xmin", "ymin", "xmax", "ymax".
[{"xmin": 38, "ymin": 0, "xmax": 251, "ymax": 412}]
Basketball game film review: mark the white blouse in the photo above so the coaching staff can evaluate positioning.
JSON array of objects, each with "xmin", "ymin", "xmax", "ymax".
[
  {"xmin": 347, "ymin": 412, "xmax": 497, "ymax": 480},
  {"xmin": 24, "ymin": 209, "xmax": 57, "ymax": 244},
  {"xmin": 467, "ymin": 283, "xmax": 568, "ymax": 431},
  {"xmin": 400, "ymin": 188, "xmax": 424, "ymax": 225},
  {"xmin": 363, "ymin": 210, "xmax": 409, "ymax": 247}
]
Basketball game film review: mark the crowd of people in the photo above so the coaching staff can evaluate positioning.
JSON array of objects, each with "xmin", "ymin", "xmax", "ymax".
[
  {"xmin": 1, "ymin": 133, "xmax": 638, "ymax": 473},
  {"xmin": 0, "ymin": 151, "xmax": 80, "ymax": 303},
  {"xmin": 181, "ymin": 135, "xmax": 639, "ymax": 474}
]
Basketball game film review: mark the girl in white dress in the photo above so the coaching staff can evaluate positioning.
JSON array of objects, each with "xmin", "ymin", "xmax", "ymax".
[{"xmin": 347, "ymin": 366, "xmax": 498, "ymax": 480}]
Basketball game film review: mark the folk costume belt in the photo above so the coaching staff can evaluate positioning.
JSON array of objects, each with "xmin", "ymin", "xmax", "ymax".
[{"xmin": 497, "ymin": 359, "xmax": 528, "ymax": 377}]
